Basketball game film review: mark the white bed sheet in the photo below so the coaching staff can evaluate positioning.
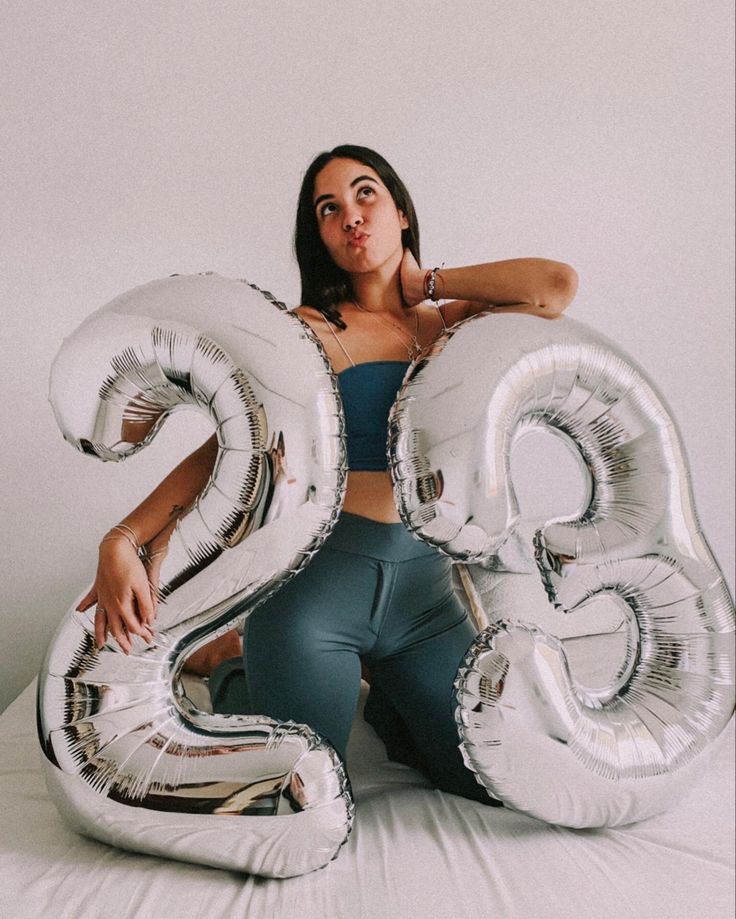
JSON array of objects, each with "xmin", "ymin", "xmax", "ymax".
[{"xmin": 1, "ymin": 677, "xmax": 733, "ymax": 919}]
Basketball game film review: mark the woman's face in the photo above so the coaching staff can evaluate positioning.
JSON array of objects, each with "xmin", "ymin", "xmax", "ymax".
[{"xmin": 312, "ymin": 157, "xmax": 409, "ymax": 276}]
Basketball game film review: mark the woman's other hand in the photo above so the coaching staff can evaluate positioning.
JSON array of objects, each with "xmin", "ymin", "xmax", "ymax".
[
  {"xmin": 399, "ymin": 248, "xmax": 426, "ymax": 307},
  {"xmin": 76, "ymin": 538, "xmax": 156, "ymax": 654}
]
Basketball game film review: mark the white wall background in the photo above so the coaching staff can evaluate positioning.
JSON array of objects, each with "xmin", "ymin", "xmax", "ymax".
[{"xmin": 1, "ymin": 0, "xmax": 733, "ymax": 712}]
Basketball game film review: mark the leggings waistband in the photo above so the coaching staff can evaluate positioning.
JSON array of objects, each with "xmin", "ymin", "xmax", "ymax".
[{"xmin": 324, "ymin": 511, "xmax": 440, "ymax": 562}]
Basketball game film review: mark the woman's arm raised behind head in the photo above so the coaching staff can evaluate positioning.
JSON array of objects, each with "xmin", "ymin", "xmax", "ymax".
[{"xmin": 427, "ymin": 259, "xmax": 579, "ymax": 325}]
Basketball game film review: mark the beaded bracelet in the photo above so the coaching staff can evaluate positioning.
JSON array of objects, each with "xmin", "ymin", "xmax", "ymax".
[
  {"xmin": 423, "ymin": 264, "xmax": 446, "ymax": 302},
  {"xmin": 428, "ymin": 267, "xmax": 439, "ymax": 301}
]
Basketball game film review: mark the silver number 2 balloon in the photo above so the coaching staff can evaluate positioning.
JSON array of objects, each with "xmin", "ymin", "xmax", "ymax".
[
  {"xmin": 389, "ymin": 312, "xmax": 735, "ymax": 827},
  {"xmin": 37, "ymin": 273, "xmax": 354, "ymax": 877}
]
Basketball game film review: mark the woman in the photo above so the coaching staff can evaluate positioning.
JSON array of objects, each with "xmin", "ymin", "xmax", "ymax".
[{"xmin": 77, "ymin": 145, "xmax": 578, "ymax": 804}]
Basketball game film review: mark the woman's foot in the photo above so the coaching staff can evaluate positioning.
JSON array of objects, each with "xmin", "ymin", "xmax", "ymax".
[{"xmin": 183, "ymin": 629, "xmax": 242, "ymax": 677}]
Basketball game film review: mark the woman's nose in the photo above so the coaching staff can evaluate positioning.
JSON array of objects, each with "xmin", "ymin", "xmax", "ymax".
[{"xmin": 343, "ymin": 212, "xmax": 363, "ymax": 231}]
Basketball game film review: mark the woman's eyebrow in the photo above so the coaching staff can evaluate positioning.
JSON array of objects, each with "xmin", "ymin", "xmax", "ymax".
[{"xmin": 314, "ymin": 175, "xmax": 378, "ymax": 210}]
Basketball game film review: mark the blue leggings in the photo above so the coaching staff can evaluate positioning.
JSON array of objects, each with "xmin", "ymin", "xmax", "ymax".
[{"xmin": 208, "ymin": 512, "xmax": 497, "ymax": 805}]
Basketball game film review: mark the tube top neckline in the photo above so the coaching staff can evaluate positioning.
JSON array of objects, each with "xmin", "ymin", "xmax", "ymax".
[{"xmin": 337, "ymin": 359, "xmax": 411, "ymax": 378}]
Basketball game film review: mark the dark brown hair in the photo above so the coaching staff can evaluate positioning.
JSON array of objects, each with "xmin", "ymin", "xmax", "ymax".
[{"xmin": 294, "ymin": 145, "xmax": 421, "ymax": 329}]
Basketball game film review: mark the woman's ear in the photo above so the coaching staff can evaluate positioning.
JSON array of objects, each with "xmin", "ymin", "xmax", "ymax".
[{"xmin": 398, "ymin": 209, "xmax": 409, "ymax": 230}]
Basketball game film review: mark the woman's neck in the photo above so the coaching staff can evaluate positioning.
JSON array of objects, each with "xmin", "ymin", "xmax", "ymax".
[{"xmin": 350, "ymin": 250, "xmax": 407, "ymax": 315}]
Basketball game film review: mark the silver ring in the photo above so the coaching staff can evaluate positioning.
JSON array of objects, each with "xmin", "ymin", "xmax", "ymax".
[{"xmin": 95, "ymin": 605, "xmax": 106, "ymax": 615}]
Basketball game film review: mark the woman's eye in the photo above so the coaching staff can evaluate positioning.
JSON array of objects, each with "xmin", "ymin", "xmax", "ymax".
[{"xmin": 318, "ymin": 187, "xmax": 373, "ymax": 218}]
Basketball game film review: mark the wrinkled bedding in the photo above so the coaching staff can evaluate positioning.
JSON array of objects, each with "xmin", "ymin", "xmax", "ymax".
[{"xmin": 1, "ymin": 677, "xmax": 733, "ymax": 919}]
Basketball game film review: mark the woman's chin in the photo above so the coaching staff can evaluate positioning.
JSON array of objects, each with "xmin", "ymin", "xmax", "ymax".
[{"xmin": 345, "ymin": 252, "xmax": 398, "ymax": 278}]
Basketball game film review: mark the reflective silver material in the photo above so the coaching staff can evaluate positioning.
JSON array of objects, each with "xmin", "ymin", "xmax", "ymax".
[
  {"xmin": 38, "ymin": 273, "xmax": 352, "ymax": 877},
  {"xmin": 390, "ymin": 313, "xmax": 735, "ymax": 827}
]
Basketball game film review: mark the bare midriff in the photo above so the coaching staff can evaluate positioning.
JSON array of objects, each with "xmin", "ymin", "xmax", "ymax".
[{"xmin": 342, "ymin": 470, "xmax": 401, "ymax": 522}]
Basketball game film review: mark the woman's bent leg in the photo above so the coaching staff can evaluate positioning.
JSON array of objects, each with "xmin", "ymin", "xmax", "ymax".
[
  {"xmin": 243, "ymin": 604, "xmax": 362, "ymax": 762},
  {"xmin": 364, "ymin": 542, "xmax": 500, "ymax": 806},
  {"xmin": 210, "ymin": 542, "xmax": 378, "ymax": 762},
  {"xmin": 363, "ymin": 678, "xmax": 431, "ymax": 773},
  {"xmin": 371, "ymin": 602, "xmax": 496, "ymax": 804}
]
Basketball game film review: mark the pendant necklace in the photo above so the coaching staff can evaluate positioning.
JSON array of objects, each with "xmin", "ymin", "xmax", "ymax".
[{"xmin": 352, "ymin": 300, "xmax": 422, "ymax": 360}]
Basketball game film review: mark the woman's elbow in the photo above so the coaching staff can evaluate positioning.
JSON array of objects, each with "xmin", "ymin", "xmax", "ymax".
[{"xmin": 543, "ymin": 263, "xmax": 578, "ymax": 315}]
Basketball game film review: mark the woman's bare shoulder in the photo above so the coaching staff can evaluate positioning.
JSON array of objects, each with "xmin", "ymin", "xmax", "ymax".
[{"xmin": 292, "ymin": 305, "xmax": 325, "ymax": 330}]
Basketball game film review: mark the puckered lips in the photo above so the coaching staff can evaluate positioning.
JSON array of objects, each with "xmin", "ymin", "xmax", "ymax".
[{"xmin": 347, "ymin": 232, "xmax": 369, "ymax": 248}]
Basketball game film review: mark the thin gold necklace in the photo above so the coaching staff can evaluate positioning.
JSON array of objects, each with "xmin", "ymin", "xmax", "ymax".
[{"xmin": 352, "ymin": 300, "xmax": 422, "ymax": 360}]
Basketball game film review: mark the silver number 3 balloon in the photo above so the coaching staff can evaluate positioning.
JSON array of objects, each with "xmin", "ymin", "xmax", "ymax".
[{"xmin": 390, "ymin": 312, "xmax": 735, "ymax": 827}]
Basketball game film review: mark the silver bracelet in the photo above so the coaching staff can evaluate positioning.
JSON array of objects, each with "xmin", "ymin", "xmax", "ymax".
[
  {"xmin": 101, "ymin": 524, "xmax": 142, "ymax": 554},
  {"xmin": 111, "ymin": 523, "xmax": 141, "ymax": 549},
  {"xmin": 100, "ymin": 533, "xmax": 139, "ymax": 553}
]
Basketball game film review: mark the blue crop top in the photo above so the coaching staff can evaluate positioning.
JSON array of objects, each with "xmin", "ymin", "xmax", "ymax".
[{"xmin": 337, "ymin": 361, "xmax": 410, "ymax": 471}]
